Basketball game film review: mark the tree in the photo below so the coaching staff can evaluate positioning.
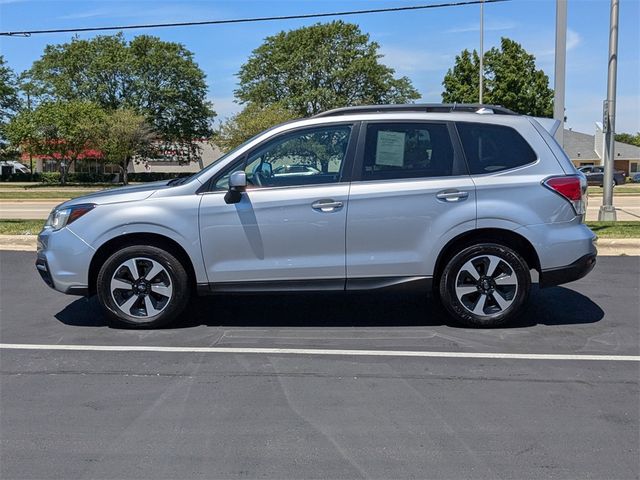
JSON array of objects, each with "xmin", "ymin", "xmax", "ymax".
[
  {"xmin": 235, "ymin": 21, "xmax": 420, "ymax": 117},
  {"xmin": 5, "ymin": 100, "xmax": 106, "ymax": 184},
  {"xmin": 442, "ymin": 38, "xmax": 554, "ymax": 117},
  {"xmin": 213, "ymin": 103, "xmax": 297, "ymax": 152},
  {"xmin": 26, "ymin": 34, "xmax": 215, "ymax": 152},
  {"xmin": 0, "ymin": 55, "xmax": 20, "ymax": 128},
  {"xmin": 99, "ymin": 109, "xmax": 155, "ymax": 185},
  {"xmin": 1, "ymin": 56, "xmax": 21, "ymax": 161},
  {"xmin": 441, "ymin": 50, "xmax": 481, "ymax": 105},
  {"xmin": 615, "ymin": 132, "xmax": 640, "ymax": 147}
]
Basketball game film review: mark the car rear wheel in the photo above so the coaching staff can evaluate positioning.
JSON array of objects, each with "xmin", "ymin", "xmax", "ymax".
[
  {"xmin": 439, "ymin": 243, "xmax": 531, "ymax": 327},
  {"xmin": 96, "ymin": 245, "xmax": 190, "ymax": 328}
]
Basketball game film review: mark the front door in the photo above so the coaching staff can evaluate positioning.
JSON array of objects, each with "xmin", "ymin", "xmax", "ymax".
[{"xmin": 199, "ymin": 124, "xmax": 356, "ymax": 285}]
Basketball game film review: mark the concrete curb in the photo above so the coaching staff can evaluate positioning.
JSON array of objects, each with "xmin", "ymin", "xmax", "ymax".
[
  {"xmin": 0, "ymin": 235, "xmax": 638, "ymax": 256},
  {"xmin": 0, "ymin": 235, "xmax": 39, "ymax": 251}
]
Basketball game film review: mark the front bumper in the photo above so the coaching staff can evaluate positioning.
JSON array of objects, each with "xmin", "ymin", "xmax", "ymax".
[
  {"xmin": 36, "ymin": 227, "xmax": 94, "ymax": 295},
  {"xmin": 539, "ymin": 253, "xmax": 597, "ymax": 288}
]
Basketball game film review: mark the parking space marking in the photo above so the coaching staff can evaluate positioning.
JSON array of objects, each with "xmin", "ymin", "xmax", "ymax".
[{"xmin": 1, "ymin": 343, "xmax": 639, "ymax": 362}]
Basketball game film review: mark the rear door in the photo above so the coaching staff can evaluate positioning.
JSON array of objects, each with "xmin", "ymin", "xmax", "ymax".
[{"xmin": 346, "ymin": 121, "xmax": 476, "ymax": 280}]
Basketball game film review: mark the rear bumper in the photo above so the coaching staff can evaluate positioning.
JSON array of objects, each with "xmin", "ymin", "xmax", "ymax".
[{"xmin": 539, "ymin": 253, "xmax": 597, "ymax": 288}]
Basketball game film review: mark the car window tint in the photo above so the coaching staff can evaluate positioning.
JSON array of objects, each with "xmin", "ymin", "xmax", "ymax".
[
  {"xmin": 457, "ymin": 123, "xmax": 537, "ymax": 174},
  {"xmin": 362, "ymin": 123, "xmax": 454, "ymax": 180},
  {"xmin": 213, "ymin": 125, "xmax": 351, "ymax": 190}
]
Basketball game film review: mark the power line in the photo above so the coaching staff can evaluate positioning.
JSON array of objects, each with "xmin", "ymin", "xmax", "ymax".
[{"xmin": 1, "ymin": 0, "xmax": 509, "ymax": 37}]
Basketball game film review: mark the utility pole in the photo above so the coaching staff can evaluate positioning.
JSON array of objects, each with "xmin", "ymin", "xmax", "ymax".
[
  {"xmin": 479, "ymin": 0, "xmax": 484, "ymax": 104},
  {"xmin": 599, "ymin": 0, "xmax": 619, "ymax": 221},
  {"xmin": 26, "ymin": 90, "xmax": 33, "ymax": 181},
  {"xmin": 553, "ymin": 0, "xmax": 567, "ymax": 146}
]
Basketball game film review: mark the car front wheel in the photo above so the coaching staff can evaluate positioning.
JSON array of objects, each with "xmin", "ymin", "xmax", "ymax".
[
  {"xmin": 439, "ymin": 243, "xmax": 531, "ymax": 327},
  {"xmin": 96, "ymin": 245, "xmax": 190, "ymax": 328}
]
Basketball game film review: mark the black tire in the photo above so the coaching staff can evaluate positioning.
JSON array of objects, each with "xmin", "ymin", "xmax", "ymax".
[
  {"xmin": 96, "ymin": 245, "xmax": 191, "ymax": 328},
  {"xmin": 439, "ymin": 243, "xmax": 531, "ymax": 327}
]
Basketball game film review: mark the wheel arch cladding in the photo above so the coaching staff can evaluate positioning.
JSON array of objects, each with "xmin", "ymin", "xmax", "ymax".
[
  {"xmin": 88, "ymin": 233, "xmax": 197, "ymax": 296},
  {"xmin": 434, "ymin": 228, "xmax": 541, "ymax": 284}
]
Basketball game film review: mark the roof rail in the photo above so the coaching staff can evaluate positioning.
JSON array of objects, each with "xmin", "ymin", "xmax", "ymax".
[{"xmin": 313, "ymin": 103, "xmax": 518, "ymax": 118}]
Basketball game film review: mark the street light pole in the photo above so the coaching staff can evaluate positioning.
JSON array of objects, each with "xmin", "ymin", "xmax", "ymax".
[
  {"xmin": 479, "ymin": 0, "xmax": 484, "ymax": 104},
  {"xmin": 26, "ymin": 90, "xmax": 33, "ymax": 181},
  {"xmin": 599, "ymin": 0, "xmax": 619, "ymax": 221},
  {"xmin": 553, "ymin": 0, "xmax": 567, "ymax": 146}
]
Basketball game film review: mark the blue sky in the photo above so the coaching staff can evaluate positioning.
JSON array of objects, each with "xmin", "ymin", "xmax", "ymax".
[{"xmin": 1, "ymin": 0, "xmax": 639, "ymax": 134}]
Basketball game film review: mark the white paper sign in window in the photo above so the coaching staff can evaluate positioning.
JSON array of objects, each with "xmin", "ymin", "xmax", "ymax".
[{"xmin": 375, "ymin": 131, "xmax": 406, "ymax": 167}]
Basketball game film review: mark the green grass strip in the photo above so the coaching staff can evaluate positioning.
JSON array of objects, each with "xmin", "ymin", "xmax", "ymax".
[
  {"xmin": 585, "ymin": 221, "xmax": 640, "ymax": 238},
  {"xmin": 0, "ymin": 219, "xmax": 46, "ymax": 235}
]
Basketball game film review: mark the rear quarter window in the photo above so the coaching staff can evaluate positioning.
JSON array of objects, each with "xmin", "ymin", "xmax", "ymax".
[{"xmin": 456, "ymin": 123, "xmax": 537, "ymax": 174}]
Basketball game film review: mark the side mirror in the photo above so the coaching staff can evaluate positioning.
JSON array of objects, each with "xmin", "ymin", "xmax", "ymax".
[
  {"xmin": 225, "ymin": 171, "xmax": 247, "ymax": 204},
  {"xmin": 229, "ymin": 170, "xmax": 247, "ymax": 189}
]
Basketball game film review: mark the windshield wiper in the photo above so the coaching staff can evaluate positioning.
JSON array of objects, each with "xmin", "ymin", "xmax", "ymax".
[{"xmin": 167, "ymin": 176, "xmax": 190, "ymax": 186}]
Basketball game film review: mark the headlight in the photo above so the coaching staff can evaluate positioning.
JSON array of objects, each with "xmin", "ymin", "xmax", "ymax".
[{"xmin": 45, "ymin": 204, "xmax": 96, "ymax": 231}]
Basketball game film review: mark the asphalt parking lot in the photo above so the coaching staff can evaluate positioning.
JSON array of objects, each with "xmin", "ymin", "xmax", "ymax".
[{"xmin": 1, "ymin": 251, "xmax": 639, "ymax": 480}]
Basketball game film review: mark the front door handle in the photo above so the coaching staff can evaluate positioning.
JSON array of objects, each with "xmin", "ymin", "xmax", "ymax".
[
  {"xmin": 436, "ymin": 190, "xmax": 469, "ymax": 202},
  {"xmin": 312, "ymin": 199, "xmax": 344, "ymax": 212}
]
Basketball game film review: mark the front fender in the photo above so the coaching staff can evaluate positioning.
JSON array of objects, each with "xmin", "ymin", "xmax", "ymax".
[{"xmin": 68, "ymin": 195, "xmax": 208, "ymax": 284}]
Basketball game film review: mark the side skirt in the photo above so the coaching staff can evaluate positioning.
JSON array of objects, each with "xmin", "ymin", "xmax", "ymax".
[{"xmin": 197, "ymin": 276, "xmax": 432, "ymax": 295}]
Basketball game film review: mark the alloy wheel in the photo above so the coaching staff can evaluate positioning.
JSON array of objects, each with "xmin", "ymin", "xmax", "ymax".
[
  {"xmin": 454, "ymin": 254, "xmax": 518, "ymax": 317},
  {"xmin": 110, "ymin": 257, "xmax": 173, "ymax": 319}
]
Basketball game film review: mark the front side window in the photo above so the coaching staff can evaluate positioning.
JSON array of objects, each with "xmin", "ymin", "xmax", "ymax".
[
  {"xmin": 213, "ymin": 125, "xmax": 351, "ymax": 190},
  {"xmin": 456, "ymin": 123, "xmax": 537, "ymax": 174},
  {"xmin": 362, "ymin": 123, "xmax": 454, "ymax": 180}
]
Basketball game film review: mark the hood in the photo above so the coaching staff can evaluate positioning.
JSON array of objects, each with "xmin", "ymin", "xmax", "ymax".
[{"xmin": 57, "ymin": 180, "xmax": 171, "ymax": 209}]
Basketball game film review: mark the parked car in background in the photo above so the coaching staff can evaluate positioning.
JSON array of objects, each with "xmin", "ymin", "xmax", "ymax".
[
  {"xmin": 0, "ymin": 160, "xmax": 30, "ymax": 176},
  {"xmin": 578, "ymin": 165, "xmax": 626, "ymax": 186},
  {"xmin": 37, "ymin": 104, "xmax": 596, "ymax": 329},
  {"xmin": 630, "ymin": 172, "xmax": 640, "ymax": 183}
]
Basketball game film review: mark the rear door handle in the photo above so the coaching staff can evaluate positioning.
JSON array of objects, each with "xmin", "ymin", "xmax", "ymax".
[
  {"xmin": 436, "ymin": 190, "xmax": 469, "ymax": 202},
  {"xmin": 312, "ymin": 200, "xmax": 344, "ymax": 212}
]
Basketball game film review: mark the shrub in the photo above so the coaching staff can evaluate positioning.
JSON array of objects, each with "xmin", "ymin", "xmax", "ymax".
[
  {"xmin": 0, "ymin": 172, "xmax": 41, "ymax": 182},
  {"xmin": 40, "ymin": 172, "xmax": 61, "ymax": 184}
]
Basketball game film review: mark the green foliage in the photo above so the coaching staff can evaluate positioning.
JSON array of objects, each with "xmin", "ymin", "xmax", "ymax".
[
  {"xmin": 0, "ymin": 55, "xmax": 20, "ymax": 127},
  {"xmin": 615, "ymin": 132, "xmax": 640, "ymax": 147},
  {"xmin": 1, "ymin": 56, "xmax": 21, "ymax": 160},
  {"xmin": 98, "ymin": 108, "xmax": 155, "ymax": 184},
  {"xmin": 26, "ymin": 33, "xmax": 215, "ymax": 143},
  {"xmin": 213, "ymin": 103, "xmax": 297, "ymax": 152},
  {"xmin": 5, "ymin": 100, "xmax": 106, "ymax": 184},
  {"xmin": 40, "ymin": 172, "xmax": 61, "ymax": 184},
  {"xmin": 442, "ymin": 38, "xmax": 554, "ymax": 117},
  {"xmin": 236, "ymin": 21, "xmax": 420, "ymax": 117},
  {"xmin": 441, "ymin": 50, "xmax": 481, "ymax": 104}
]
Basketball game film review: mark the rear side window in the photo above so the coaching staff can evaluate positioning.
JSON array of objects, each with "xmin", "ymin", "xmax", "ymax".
[
  {"xmin": 456, "ymin": 123, "xmax": 537, "ymax": 174},
  {"xmin": 362, "ymin": 123, "xmax": 454, "ymax": 180}
]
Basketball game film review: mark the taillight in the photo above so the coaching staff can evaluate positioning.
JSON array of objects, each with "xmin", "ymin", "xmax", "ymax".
[{"xmin": 543, "ymin": 175, "xmax": 587, "ymax": 216}]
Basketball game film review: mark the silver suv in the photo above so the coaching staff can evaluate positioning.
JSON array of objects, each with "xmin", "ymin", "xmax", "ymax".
[{"xmin": 36, "ymin": 104, "xmax": 597, "ymax": 328}]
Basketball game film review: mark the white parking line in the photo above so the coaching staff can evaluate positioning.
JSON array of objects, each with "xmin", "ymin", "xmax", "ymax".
[{"xmin": 1, "ymin": 343, "xmax": 639, "ymax": 362}]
